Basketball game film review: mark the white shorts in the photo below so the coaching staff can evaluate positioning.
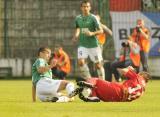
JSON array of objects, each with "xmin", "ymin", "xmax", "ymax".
[
  {"xmin": 36, "ymin": 77, "xmax": 62, "ymax": 102},
  {"xmin": 78, "ymin": 46, "xmax": 103, "ymax": 63}
]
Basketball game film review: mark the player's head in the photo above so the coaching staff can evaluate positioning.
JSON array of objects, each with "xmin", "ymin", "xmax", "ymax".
[
  {"xmin": 136, "ymin": 19, "xmax": 145, "ymax": 27},
  {"xmin": 80, "ymin": 0, "xmax": 91, "ymax": 15},
  {"xmin": 138, "ymin": 71, "xmax": 151, "ymax": 83},
  {"xmin": 49, "ymin": 53, "xmax": 56, "ymax": 64},
  {"xmin": 54, "ymin": 44, "xmax": 62, "ymax": 55},
  {"xmin": 38, "ymin": 47, "xmax": 51, "ymax": 62}
]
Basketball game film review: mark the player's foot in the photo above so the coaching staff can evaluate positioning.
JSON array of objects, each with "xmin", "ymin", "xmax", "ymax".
[
  {"xmin": 68, "ymin": 87, "xmax": 83, "ymax": 98},
  {"xmin": 86, "ymin": 97, "xmax": 100, "ymax": 102},
  {"xmin": 77, "ymin": 81, "xmax": 94, "ymax": 88},
  {"xmin": 79, "ymin": 93, "xmax": 100, "ymax": 102},
  {"xmin": 50, "ymin": 97, "xmax": 59, "ymax": 102}
]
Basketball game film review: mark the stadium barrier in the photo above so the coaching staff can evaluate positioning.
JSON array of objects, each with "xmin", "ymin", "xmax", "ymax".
[{"xmin": 0, "ymin": 67, "xmax": 12, "ymax": 78}]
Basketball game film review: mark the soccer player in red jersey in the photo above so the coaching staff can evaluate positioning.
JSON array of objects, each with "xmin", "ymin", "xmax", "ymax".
[{"xmin": 77, "ymin": 66, "xmax": 151, "ymax": 102}]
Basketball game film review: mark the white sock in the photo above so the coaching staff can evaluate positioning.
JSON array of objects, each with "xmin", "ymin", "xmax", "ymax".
[
  {"xmin": 79, "ymin": 64, "xmax": 91, "ymax": 78},
  {"xmin": 66, "ymin": 82, "xmax": 75, "ymax": 96},
  {"xmin": 56, "ymin": 96, "xmax": 70, "ymax": 102},
  {"xmin": 97, "ymin": 67, "xmax": 105, "ymax": 80}
]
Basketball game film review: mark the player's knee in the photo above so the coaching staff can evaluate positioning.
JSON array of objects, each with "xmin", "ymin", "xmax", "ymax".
[
  {"xmin": 59, "ymin": 80, "xmax": 69, "ymax": 90},
  {"xmin": 78, "ymin": 59, "xmax": 85, "ymax": 66},
  {"xmin": 95, "ymin": 62, "xmax": 102, "ymax": 69}
]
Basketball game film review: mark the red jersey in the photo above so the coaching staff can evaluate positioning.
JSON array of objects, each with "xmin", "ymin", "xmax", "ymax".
[
  {"xmin": 87, "ymin": 70, "xmax": 146, "ymax": 102},
  {"xmin": 87, "ymin": 78, "xmax": 124, "ymax": 102},
  {"xmin": 123, "ymin": 70, "xmax": 146, "ymax": 101}
]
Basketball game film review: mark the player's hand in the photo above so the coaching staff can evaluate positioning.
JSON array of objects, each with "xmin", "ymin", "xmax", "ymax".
[
  {"xmin": 72, "ymin": 37, "xmax": 78, "ymax": 45},
  {"xmin": 84, "ymin": 31, "xmax": 94, "ymax": 36},
  {"xmin": 127, "ymin": 66, "xmax": 137, "ymax": 72},
  {"xmin": 72, "ymin": 37, "xmax": 77, "ymax": 42},
  {"xmin": 72, "ymin": 36, "xmax": 79, "ymax": 42},
  {"xmin": 57, "ymin": 63, "xmax": 62, "ymax": 67},
  {"xmin": 50, "ymin": 59, "xmax": 57, "ymax": 68},
  {"xmin": 127, "ymin": 66, "xmax": 134, "ymax": 70}
]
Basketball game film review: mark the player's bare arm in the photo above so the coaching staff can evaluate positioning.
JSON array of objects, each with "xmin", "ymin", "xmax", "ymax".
[
  {"xmin": 101, "ymin": 23, "xmax": 112, "ymax": 36},
  {"xmin": 118, "ymin": 66, "xmax": 135, "ymax": 76},
  {"xmin": 37, "ymin": 65, "xmax": 53, "ymax": 74},
  {"xmin": 32, "ymin": 84, "xmax": 36, "ymax": 102},
  {"xmin": 72, "ymin": 28, "xmax": 80, "ymax": 42},
  {"xmin": 117, "ymin": 67, "xmax": 130, "ymax": 76},
  {"xmin": 85, "ymin": 27, "xmax": 103, "ymax": 36},
  {"xmin": 50, "ymin": 58, "xmax": 58, "ymax": 67}
]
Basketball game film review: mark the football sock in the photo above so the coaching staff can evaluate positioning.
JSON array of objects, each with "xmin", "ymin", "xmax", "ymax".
[
  {"xmin": 56, "ymin": 96, "xmax": 71, "ymax": 102},
  {"xmin": 97, "ymin": 67, "xmax": 105, "ymax": 80},
  {"xmin": 79, "ymin": 64, "xmax": 91, "ymax": 78},
  {"xmin": 66, "ymin": 82, "xmax": 75, "ymax": 96}
]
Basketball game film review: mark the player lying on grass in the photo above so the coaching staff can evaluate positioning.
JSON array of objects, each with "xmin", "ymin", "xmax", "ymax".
[
  {"xmin": 76, "ymin": 66, "xmax": 151, "ymax": 102},
  {"xmin": 32, "ymin": 47, "xmax": 80, "ymax": 102}
]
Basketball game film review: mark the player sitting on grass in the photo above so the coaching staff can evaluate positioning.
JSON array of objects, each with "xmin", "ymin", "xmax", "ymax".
[
  {"xmin": 32, "ymin": 47, "xmax": 81, "ymax": 102},
  {"xmin": 76, "ymin": 66, "xmax": 151, "ymax": 102}
]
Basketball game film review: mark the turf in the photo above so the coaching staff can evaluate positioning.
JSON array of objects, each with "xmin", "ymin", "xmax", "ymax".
[{"xmin": 0, "ymin": 79, "xmax": 160, "ymax": 117}]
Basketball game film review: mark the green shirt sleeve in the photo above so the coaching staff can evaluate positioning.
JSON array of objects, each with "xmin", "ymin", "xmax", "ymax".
[
  {"xmin": 75, "ymin": 16, "xmax": 79, "ymax": 28},
  {"xmin": 92, "ymin": 15, "xmax": 101, "ymax": 30}
]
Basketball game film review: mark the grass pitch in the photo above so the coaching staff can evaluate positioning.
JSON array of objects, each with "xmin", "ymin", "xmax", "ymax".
[{"xmin": 0, "ymin": 79, "xmax": 160, "ymax": 117}]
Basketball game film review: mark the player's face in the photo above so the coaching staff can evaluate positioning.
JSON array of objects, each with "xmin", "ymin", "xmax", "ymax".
[
  {"xmin": 137, "ymin": 19, "xmax": 144, "ymax": 27},
  {"xmin": 42, "ymin": 49, "xmax": 51, "ymax": 62},
  {"xmin": 81, "ymin": 3, "xmax": 91, "ymax": 15}
]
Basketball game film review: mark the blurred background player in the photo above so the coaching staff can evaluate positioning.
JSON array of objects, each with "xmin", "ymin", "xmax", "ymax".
[
  {"xmin": 110, "ymin": 39, "xmax": 140, "ymax": 82},
  {"xmin": 32, "ymin": 47, "xmax": 78, "ymax": 102},
  {"xmin": 76, "ymin": 66, "xmax": 151, "ymax": 102},
  {"xmin": 50, "ymin": 45, "xmax": 71, "ymax": 80},
  {"xmin": 87, "ymin": 14, "xmax": 112, "ymax": 78},
  {"xmin": 130, "ymin": 19, "xmax": 150, "ymax": 72},
  {"xmin": 72, "ymin": 0, "xmax": 105, "ymax": 80}
]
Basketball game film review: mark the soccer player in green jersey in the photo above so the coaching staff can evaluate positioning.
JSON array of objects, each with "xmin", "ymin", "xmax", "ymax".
[
  {"xmin": 32, "ymin": 47, "xmax": 79, "ymax": 102},
  {"xmin": 72, "ymin": 0, "xmax": 105, "ymax": 80}
]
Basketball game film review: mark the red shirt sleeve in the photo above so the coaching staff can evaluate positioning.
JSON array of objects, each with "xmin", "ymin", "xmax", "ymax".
[{"xmin": 124, "ymin": 69, "xmax": 138, "ymax": 80}]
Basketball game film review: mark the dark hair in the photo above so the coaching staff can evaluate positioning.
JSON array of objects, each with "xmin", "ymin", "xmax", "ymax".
[
  {"xmin": 81, "ymin": 0, "xmax": 91, "ymax": 6},
  {"xmin": 139, "ymin": 71, "xmax": 151, "ymax": 83},
  {"xmin": 49, "ymin": 53, "xmax": 55, "ymax": 63},
  {"xmin": 38, "ymin": 47, "xmax": 50, "ymax": 56}
]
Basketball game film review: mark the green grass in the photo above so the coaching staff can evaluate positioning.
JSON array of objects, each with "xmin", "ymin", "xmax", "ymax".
[{"xmin": 0, "ymin": 79, "xmax": 160, "ymax": 117}]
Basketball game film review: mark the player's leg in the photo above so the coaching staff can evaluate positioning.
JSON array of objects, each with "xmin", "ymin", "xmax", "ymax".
[
  {"xmin": 89, "ymin": 47, "xmax": 105, "ymax": 80},
  {"xmin": 56, "ymin": 96, "xmax": 74, "ymax": 102},
  {"xmin": 76, "ymin": 78, "xmax": 101, "ymax": 102},
  {"xmin": 57, "ymin": 80, "xmax": 82, "ymax": 98},
  {"xmin": 77, "ymin": 77, "xmax": 98, "ymax": 88},
  {"xmin": 78, "ymin": 47, "xmax": 91, "ymax": 78},
  {"xmin": 95, "ymin": 62, "xmax": 105, "ymax": 80},
  {"xmin": 79, "ymin": 92, "xmax": 100, "ymax": 102},
  {"xmin": 77, "ymin": 81, "xmax": 94, "ymax": 88},
  {"xmin": 36, "ymin": 78, "xmax": 61, "ymax": 102},
  {"xmin": 37, "ymin": 94, "xmax": 59, "ymax": 102},
  {"xmin": 78, "ymin": 86, "xmax": 100, "ymax": 102}
]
